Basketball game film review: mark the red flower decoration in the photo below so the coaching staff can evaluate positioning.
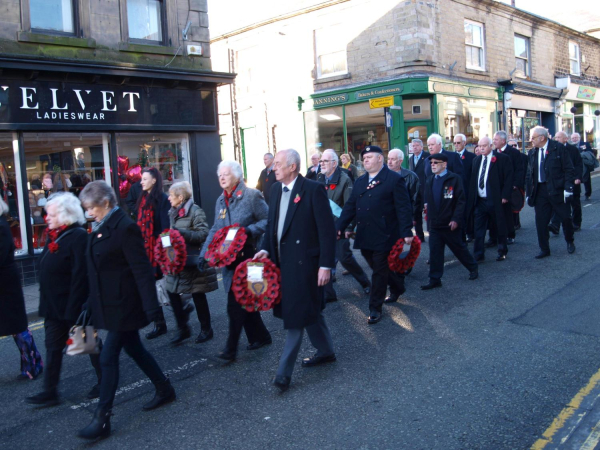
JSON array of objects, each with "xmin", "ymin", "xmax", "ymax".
[
  {"xmin": 236, "ymin": 190, "xmax": 243, "ymax": 197},
  {"xmin": 48, "ymin": 242, "xmax": 59, "ymax": 253},
  {"xmin": 388, "ymin": 236, "xmax": 422, "ymax": 273},
  {"xmin": 153, "ymin": 229, "xmax": 187, "ymax": 275},
  {"xmin": 232, "ymin": 258, "xmax": 281, "ymax": 312},
  {"xmin": 204, "ymin": 223, "xmax": 248, "ymax": 268},
  {"xmin": 461, "ymin": 155, "xmax": 465, "ymax": 160},
  {"xmin": 178, "ymin": 208, "xmax": 186, "ymax": 218},
  {"xmin": 329, "ymin": 184, "xmax": 336, "ymax": 190},
  {"xmin": 491, "ymin": 156, "xmax": 497, "ymax": 163},
  {"xmin": 294, "ymin": 194, "xmax": 301, "ymax": 204},
  {"xmin": 545, "ymin": 150, "xmax": 549, "ymax": 156}
]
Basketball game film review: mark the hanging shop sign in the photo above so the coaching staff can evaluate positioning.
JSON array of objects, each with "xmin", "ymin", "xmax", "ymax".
[{"xmin": 369, "ymin": 96, "xmax": 394, "ymax": 109}]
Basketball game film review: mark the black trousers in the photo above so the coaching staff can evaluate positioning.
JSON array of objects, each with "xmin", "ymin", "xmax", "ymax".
[
  {"xmin": 474, "ymin": 197, "xmax": 507, "ymax": 259},
  {"xmin": 428, "ymin": 228, "xmax": 477, "ymax": 281},
  {"xmin": 583, "ymin": 178, "xmax": 592, "ymax": 198},
  {"xmin": 360, "ymin": 249, "xmax": 404, "ymax": 314},
  {"xmin": 513, "ymin": 212, "xmax": 521, "ymax": 228},
  {"xmin": 551, "ymin": 184, "xmax": 581, "ymax": 227},
  {"xmin": 414, "ymin": 204, "xmax": 425, "ymax": 241},
  {"xmin": 225, "ymin": 290, "xmax": 271, "ymax": 353},
  {"xmin": 44, "ymin": 318, "xmax": 101, "ymax": 393},
  {"xmin": 168, "ymin": 292, "xmax": 212, "ymax": 331},
  {"xmin": 534, "ymin": 183, "xmax": 574, "ymax": 253}
]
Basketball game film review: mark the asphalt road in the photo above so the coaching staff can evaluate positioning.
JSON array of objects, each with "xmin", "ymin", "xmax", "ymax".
[{"xmin": 2, "ymin": 179, "xmax": 600, "ymax": 449}]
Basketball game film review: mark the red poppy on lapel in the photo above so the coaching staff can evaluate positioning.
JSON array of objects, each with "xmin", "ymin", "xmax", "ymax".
[
  {"xmin": 294, "ymin": 194, "xmax": 301, "ymax": 204},
  {"xmin": 461, "ymin": 155, "xmax": 465, "ymax": 160},
  {"xmin": 48, "ymin": 242, "xmax": 59, "ymax": 253},
  {"xmin": 545, "ymin": 150, "xmax": 549, "ymax": 156},
  {"xmin": 236, "ymin": 190, "xmax": 243, "ymax": 197},
  {"xmin": 178, "ymin": 208, "xmax": 186, "ymax": 218},
  {"xmin": 491, "ymin": 156, "xmax": 497, "ymax": 163},
  {"xmin": 329, "ymin": 184, "xmax": 336, "ymax": 190}
]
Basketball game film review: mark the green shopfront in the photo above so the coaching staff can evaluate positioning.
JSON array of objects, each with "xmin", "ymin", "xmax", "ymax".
[{"xmin": 301, "ymin": 77, "xmax": 502, "ymax": 168}]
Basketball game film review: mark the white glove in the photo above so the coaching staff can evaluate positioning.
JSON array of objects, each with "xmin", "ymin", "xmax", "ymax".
[{"xmin": 564, "ymin": 190, "xmax": 573, "ymax": 202}]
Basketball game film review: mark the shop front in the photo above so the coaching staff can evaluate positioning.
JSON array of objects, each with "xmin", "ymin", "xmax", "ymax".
[
  {"xmin": 302, "ymin": 77, "xmax": 501, "ymax": 167},
  {"xmin": 0, "ymin": 60, "xmax": 233, "ymax": 285},
  {"xmin": 559, "ymin": 82, "xmax": 599, "ymax": 149}
]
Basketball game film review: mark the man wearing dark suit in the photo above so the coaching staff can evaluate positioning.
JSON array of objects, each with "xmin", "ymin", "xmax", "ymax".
[
  {"xmin": 526, "ymin": 127, "xmax": 576, "ymax": 258},
  {"xmin": 422, "ymin": 153, "xmax": 478, "ymax": 290},
  {"xmin": 571, "ymin": 132, "xmax": 595, "ymax": 199},
  {"xmin": 467, "ymin": 136, "xmax": 513, "ymax": 262},
  {"xmin": 550, "ymin": 131, "xmax": 583, "ymax": 232},
  {"xmin": 424, "ymin": 133, "xmax": 464, "ymax": 182},
  {"xmin": 454, "ymin": 133, "xmax": 476, "ymax": 241},
  {"xmin": 408, "ymin": 138, "xmax": 429, "ymax": 242},
  {"xmin": 508, "ymin": 139, "xmax": 528, "ymax": 230},
  {"xmin": 256, "ymin": 152, "xmax": 277, "ymax": 204},
  {"xmin": 255, "ymin": 149, "xmax": 336, "ymax": 392},
  {"xmin": 306, "ymin": 152, "xmax": 321, "ymax": 180},
  {"xmin": 336, "ymin": 145, "xmax": 414, "ymax": 324}
]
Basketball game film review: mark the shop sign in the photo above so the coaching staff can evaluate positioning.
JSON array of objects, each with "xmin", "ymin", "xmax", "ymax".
[
  {"xmin": 355, "ymin": 84, "xmax": 403, "ymax": 100},
  {"xmin": 369, "ymin": 96, "xmax": 394, "ymax": 109},
  {"xmin": 313, "ymin": 93, "xmax": 349, "ymax": 107},
  {"xmin": 576, "ymin": 86, "xmax": 597, "ymax": 100},
  {"xmin": 0, "ymin": 79, "xmax": 215, "ymax": 130}
]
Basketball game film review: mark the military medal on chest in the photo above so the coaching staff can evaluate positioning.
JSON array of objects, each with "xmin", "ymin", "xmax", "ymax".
[
  {"xmin": 219, "ymin": 208, "xmax": 227, "ymax": 219},
  {"xmin": 443, "ymin": 186, "xmax": 454, "ymax": 199}
]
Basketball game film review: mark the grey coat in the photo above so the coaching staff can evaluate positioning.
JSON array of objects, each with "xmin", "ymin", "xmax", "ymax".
[
  {"xmin": 200, "ymin": 181, "xmax": 268, "ymax": 293},
  {"xmin": 165, "ymin": 199, "xmax": 218, "ymax": 294}
]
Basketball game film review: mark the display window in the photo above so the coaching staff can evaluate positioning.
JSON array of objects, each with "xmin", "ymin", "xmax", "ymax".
[
  {"xmin": 438, "ymin": 96, "xmax": 497, "ymax": 150},
  {"xmin": 507, "ymin": 110, "xmax": 540, "ymax": 151},
  {"xmin": 0, "ymin": 133, "xmax": 27, "ymax": 255}
]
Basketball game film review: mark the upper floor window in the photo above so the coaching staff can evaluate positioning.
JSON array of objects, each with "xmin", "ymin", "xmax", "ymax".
[
  {"xmin": 315, "ymin": 26, "xmax": 348, "ymax": 79},
  {"xmin": 29, "ymin": 0, "xmax": 75, "ymax": 34},
  {"xmin": 514, "ymin": 34, "xmax": 530, "ymax": 77},
  {"xmin": 127, "ymin": 0, "xmax": 165, "ymax": 43},
  {"xmin": 464, "ymin": 20, "xmax": 485, "ymax": 71},
  {"xmin": 569, "ymin": 41, "xmax": 581, "ymax": 75}
]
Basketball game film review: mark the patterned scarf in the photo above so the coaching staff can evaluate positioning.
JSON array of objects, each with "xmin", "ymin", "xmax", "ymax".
[
  {"xmin": 137, "ymin": 194, "xmax": 156, "ymax": 267},
  {"xmin": 223, "ymin": 183, "xmax": 239, "ymax": 207},
  {"xmin": 47, "ymin": 224, "xmax": 69, "ymax": 253}
]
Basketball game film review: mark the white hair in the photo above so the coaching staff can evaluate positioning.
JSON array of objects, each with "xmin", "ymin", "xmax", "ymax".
[
  {"xmin": 280, "ymin": 149, "xmax": 301, "ymax": 172},
  {"xmin": 310, "ymin": 151, "xmax": 322, "ymax": 159},
  {"xmin": 389, "ymin": 148, "xmax": 405, "ymax": 160},
  {"xmin": 169, "ymin": 181, "xmax": 193, "ymax": 200},
  {"xmin": 217, "ymin": 160, "xmax": 244, "ymax": 181},
  {"xmin": 531, "ymin": 126, "xmax": 549, "ymax": 139},
  {"xmin": 46, "ymin": 192, "xmax": 85, "ymax": 225},
  {"xmin": 80, "ymin": 180, "xmax": 117, "ymax": 209},
  {"xmin": 570, "ymin": 132, "xmax": 581, "ymax": 139},
  {"xmin": 323, "ymin": 149, "xmax": 339, "ymax": 165},
  {"xmin": 0, "ymin": 197, "xmax": 8, "ymax": 215},
  {"xmin": 494, "ymin": 130, "xmax": 508, "ymax": 142},
  {"xmin": 455, "ymin": 134, "xmax": 466, "ymax": 143},
  {"xmin": 428, "ymin": 133, "xmax": 443, "ymax": 145}
]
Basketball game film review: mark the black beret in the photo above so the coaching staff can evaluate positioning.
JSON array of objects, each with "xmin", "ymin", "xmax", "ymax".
[
  {"xmin": 361, "ymin": 145, "xmax": 383, "ymax": 157},
  {"xmin": 430, "ymin": 153, "xmax": 448, "ymax": 162}
]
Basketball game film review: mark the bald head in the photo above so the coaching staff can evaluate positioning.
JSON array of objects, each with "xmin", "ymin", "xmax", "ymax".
[
  {"xmin": 555, "ymin": 131, "xmax": 568, "ymax": 144},
  {"xmin": 478, "ymin": 136, "xmax": 493, "ymax": 156}
]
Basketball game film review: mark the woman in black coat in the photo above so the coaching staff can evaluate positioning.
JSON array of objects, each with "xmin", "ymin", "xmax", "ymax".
[
  {"xmin": 0, "ymin": 198, "xmax": 43, "ymax": 380},
  {"xmin": 136, "ymin": 167, "xmax": 171, "ymax": 339},
  {"xmin": 77, "ymin": 181, "xmax": 175, "ymax": 440},
  {"xmin": 26, "ymin": 193, "xmax": 101, "ymax": 407}
]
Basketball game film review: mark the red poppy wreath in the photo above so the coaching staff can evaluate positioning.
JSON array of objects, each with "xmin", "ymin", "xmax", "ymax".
[
  {"xmin": 204, "ymin": 223, "xmax": 248, "ymax": 268},
  {"xmin": 154, "ymin": 229, "xmax": 187, "ymax": 275},
  {"xmin": 388, "ymin": 236, "xmax": 422, "ymax": 273},
  {"xmin": 232, "ymin": 258, "xmax": 281, "ymax": 312}
]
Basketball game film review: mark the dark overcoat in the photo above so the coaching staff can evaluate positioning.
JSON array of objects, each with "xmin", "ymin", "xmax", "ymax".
[
  {"xmin": 38, "ymin": 224, "xmax": 88, "ymax": 323},
  {"xmin": 458, "ymin": 150, "xmax": 476, "ymax": 193},
  {"xmin": 317, "ymin": 166, "xmax": 352, "ymax": 209},
  {"xmin": 256, "ymin": 167, "xmax": 277, "ymax": 204},
  {"xmin": 0, "ymin": 216, "xmax": 28, "ymax": 336},
  {"xmin": 409, "ymin": 150, "xmax": 430, "ymax": 200},
  {"xmin": 500, "ymin": 145, "xmax": 525, "ymax": 189},
  {"xmin": 336, "ymin": 164, "xmax": 413, "ymax": 252},
  {"xmin": 467, "ymin": 152, "xmax": 513, "ymax": 236},
  {"xmin": 424, "ymin": 171, "xmax": 466, "ymax": 230},
  {"xmin": 262, "ymin": 175, "xmax": 336, "ymax": 330},
  {"xmin": 86, "ymin": 208, "xmax": 160, "ymax": 331},
  {"xmin": 425, "ymin": 150, "xmax": 465, "ymax": 183},
  {"xmin": 526, "ymin": 140, "xmax": 575, "ymax": 204}
]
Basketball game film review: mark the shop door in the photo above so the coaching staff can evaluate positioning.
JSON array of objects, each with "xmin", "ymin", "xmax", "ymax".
[{"xmin": 406, "ymin": 121, "xmax": 431, "ymax": 165}]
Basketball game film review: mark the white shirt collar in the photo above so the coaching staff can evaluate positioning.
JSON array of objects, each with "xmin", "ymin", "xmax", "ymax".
[
  {"xmin": 501, "ymin": 144, "xmax": 507, "ymax": 152},
  {"xmin": 282, "ymin": 176, "xmax": 299, "ymax": 192}
]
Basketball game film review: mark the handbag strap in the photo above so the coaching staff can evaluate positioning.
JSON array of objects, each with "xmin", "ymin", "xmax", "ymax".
[{"xmin": 75, "ymin": 309, "xmax": 90, "ymax": 327}]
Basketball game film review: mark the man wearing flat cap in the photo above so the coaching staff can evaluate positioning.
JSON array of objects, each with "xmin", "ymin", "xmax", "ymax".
[
  {"xmin": 422, "ymin": 153, "xmax": 478, "ymax": 290},
  {"xmin": 336, "ymin": 145, "xmax": 413, "ymax": 324}
]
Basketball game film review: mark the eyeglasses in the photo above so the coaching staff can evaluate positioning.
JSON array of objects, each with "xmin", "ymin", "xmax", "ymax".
[
  {"xmin": 453, "ymin": 141, "xmax": 462, "ymax": 144},
  {"xmin": 319, "ymin": 160, "xmax": 333, "ymax": 163},
  {"xmin": 430, "ymin": 161, "xmax": 442, "ymax": 165}
]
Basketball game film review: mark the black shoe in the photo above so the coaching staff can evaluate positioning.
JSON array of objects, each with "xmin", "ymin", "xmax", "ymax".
[
  {"xmin": 77, "ymin": 408, "xmax": 111, "ymax": 440},
  {"xmin": 301, "ymin": 354, "xmax": 336, "ymax": 367},
  {"xmin": 170, "ymin": 327, "xmax": 191, "ymax": 345},
  {"xmin": 195, "ymin": 328, "xmax": 214, "ymax": 344},
  {"xmin": 506, "ymin": 238, "xmax": 515, "ymax": 245},
  {"xmin": 363, "ymin": 286, "xmax": 371, "ymax": 295},
  {"xmin": 496, "ymin": 254, "xmax": 506, "ymax": 262},
  {"xmin": 585, "ymin": 196, "xmax": 590, "ymax": 201},
  {"xmin": 87, "ymin": 384, "xmax": 101, "ymax": 400},
  {"xmin": 145, "ymin": 323, "xmax": 167, "ymax": 340},
  {"xmin": 548, "ymin": 224, "xmax": 560, "ymax": 235},
  {"xmin": 485, "ymin": 240, "xmax": 497, "ymax": 248},
  {"xmin": 26, "ymin": 391, "xmax": 60, "ymax": 407},
  {"xmin": 367, "ymin": 311, "xmax": 382, "ymax": 324},
  {"xmin": 331, "ymin": 275, "xmax": 337, "ymax": 283},
  {"xmin": 217, "ymin": 350, "xmax": 236, "ymax": 361},
  {"xmin": 469, "ymin": 269, "xmax": 478, "ymax": 280},
  {"xmin": 247, "ymin": 337, "xmax": 272, "ymax": 351},
  {"xmin": 325, "ymin": 297, "xmax": 338, "ymax": 303},
  {"xmin": 420, "ymin": 280, "xmax": 442, "ymax": 290},
  {"xmin": 574, "ymin": 225, "xmax": 581, "ymax": 232},
  {"xmin": 567, "ymin": 242, "xmax": 576, "ymax": 254},
  {"xmin": 417, "ymin": 235, "xmax": 425, "ymax": 243},
  {"xmin": 142, "ymin": 378, "xmax": 176, "ymax": 411},
  {"xmin": 535, "ymin": 251, "xmax": 551, "ymax": 259},
  {"xmin": 475, "ymin": 255, "xmax": 485, "ymax": 262},
  {"xmin": 384, "ymin": 294, "xmax": 399, "ymax": 304},
  {"xmin": 272, "ymin": 375, "xmax": 291, "ymax": 392}
]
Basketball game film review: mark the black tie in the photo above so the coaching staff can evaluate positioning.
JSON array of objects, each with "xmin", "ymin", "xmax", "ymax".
[
  {"xmin": 539, "ymin": 149, "xmax": 546, "ymax": 182},
  {"xmin": 283, "ymin": 186, "xmax": 289, "ymax": 192},
  {"xmin": 478, "ymin": 156, "xmax": 487, "ymax": 190}
]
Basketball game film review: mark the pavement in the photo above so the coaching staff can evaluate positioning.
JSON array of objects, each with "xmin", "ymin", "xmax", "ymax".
[{"xmin": 2, "ymin": 174, "xmax": 600, "ymax": 449}]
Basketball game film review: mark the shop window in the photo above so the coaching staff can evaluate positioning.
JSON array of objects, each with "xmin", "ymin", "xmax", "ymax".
[
  {"xmin": 514, "ymin": 35, "xmax": 530, "ymax": 78},
  {"xmin": 315, "ymin": 26, "xmax": 348, "ymax": 79},
  {"xmin": 345, "ymin": 102, "xmax": 389, "ymax": 163},
  {"xmin": 127, "ymin": 0, "xmax": 165, "ymax": 44},
  {"xmin": 29, "ymin": 0, "xmax": 76, "ymax": 35},
  {"xmin": 464, "ymin": 20, "xmax": 485, "ymax": 71},
  {"xmin": 439, "ymin": 96, "xmax": 497, "ymax": 148},
  {"xmin": 569, "ymin": 42, "xmax": 580, "ymax": 75},
  {"xmin": 304, "ymin": 107, "xmax": 344, "ymax": 156},
  {"xmin": 507, "ymin": 110, "xmax": 540, "ymax": 151}
]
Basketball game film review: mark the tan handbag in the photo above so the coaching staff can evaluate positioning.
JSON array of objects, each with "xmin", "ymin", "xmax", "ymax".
[{"xmin": 65, "ymin": 311, "xmax": 102, "ymax": 356}]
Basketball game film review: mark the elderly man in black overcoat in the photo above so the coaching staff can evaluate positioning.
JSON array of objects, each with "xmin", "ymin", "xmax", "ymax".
[
  {"xmin": 255, "ymin": 149, "xmax": 336, "ymax": 392},
  {"xmin": 336, "ymin": 145, "xmax": 413, "ymax": 325}
]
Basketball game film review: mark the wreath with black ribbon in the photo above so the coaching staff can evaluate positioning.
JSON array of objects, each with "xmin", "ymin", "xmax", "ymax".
[
  {"xmin": 204, "ymin": 223, "xmax": 248, "ymax": 268},
  {"xmin": 154, "ymin": 229, "xmax": 188, "ymax": 275},
  {"xmin": 388, "ymin": 236, "xmax": 422, "ymax": 273},
  {"xmin": 231, "ymin": 258, "xmax": 281, "ymax": 312}
]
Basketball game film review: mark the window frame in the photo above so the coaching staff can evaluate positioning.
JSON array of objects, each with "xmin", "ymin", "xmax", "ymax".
[
  {"xmin": 514, "ymin": 34, "xmax": 530, "ymax": 78},
  {"xmin": 314, "ymin": 26, "xmax": 349, "ymax": 80},
  {"xmin": 569, "ymin": 41, "xmax": 581, "ymax": 76},
  {"xmin": 22, "ymin": 0, "xmax": 86, "ymax": 37},
  {"xmin": 464, "ymin": 19, "xmax": 486, "ymax": 71},
  {"xmin": 121, "ymin": 0, "xmax": 168, "ymax": 46}
]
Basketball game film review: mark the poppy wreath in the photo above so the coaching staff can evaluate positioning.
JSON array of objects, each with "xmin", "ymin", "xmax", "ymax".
[
  {"xmin": 204, "ymin": 223, "xmax": 248, "ymax": 268},
  {"xmin": 154, "ymin": 229, "xmax": 188, "ymax": 275},
  {"xmin": 231, "ymin": 258, "xmax": 281, "ymax": 312},
  {"xmin": 388, "ymin": 236, "xmax": 422, "ymax": 273}
]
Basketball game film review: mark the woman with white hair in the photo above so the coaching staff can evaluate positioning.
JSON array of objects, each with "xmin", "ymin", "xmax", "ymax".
[
  {"xmin": 200, "ymin": 160, "xmax": 272, "ymax": 361},
  {"xmin": 0, "ymin": 198, "xmax": 43, "ymax": 380},
  {"xmin": 26, "ymin": 192, "xmax": 102, "ymax": 406}
]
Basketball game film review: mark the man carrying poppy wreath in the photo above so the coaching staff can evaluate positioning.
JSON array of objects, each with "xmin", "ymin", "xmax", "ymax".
[
  {"xmin": 421, "ymin": 153, "xmax": 478, "ymax": 290},
  {"xmin": 254, "ymin": 149, "xmax": 337, "ymax": 392}
]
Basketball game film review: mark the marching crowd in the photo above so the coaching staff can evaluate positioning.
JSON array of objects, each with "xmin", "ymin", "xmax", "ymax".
[{"xmin": 0, "ymin": 125, "xmax": 597, "ymax": 440}]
